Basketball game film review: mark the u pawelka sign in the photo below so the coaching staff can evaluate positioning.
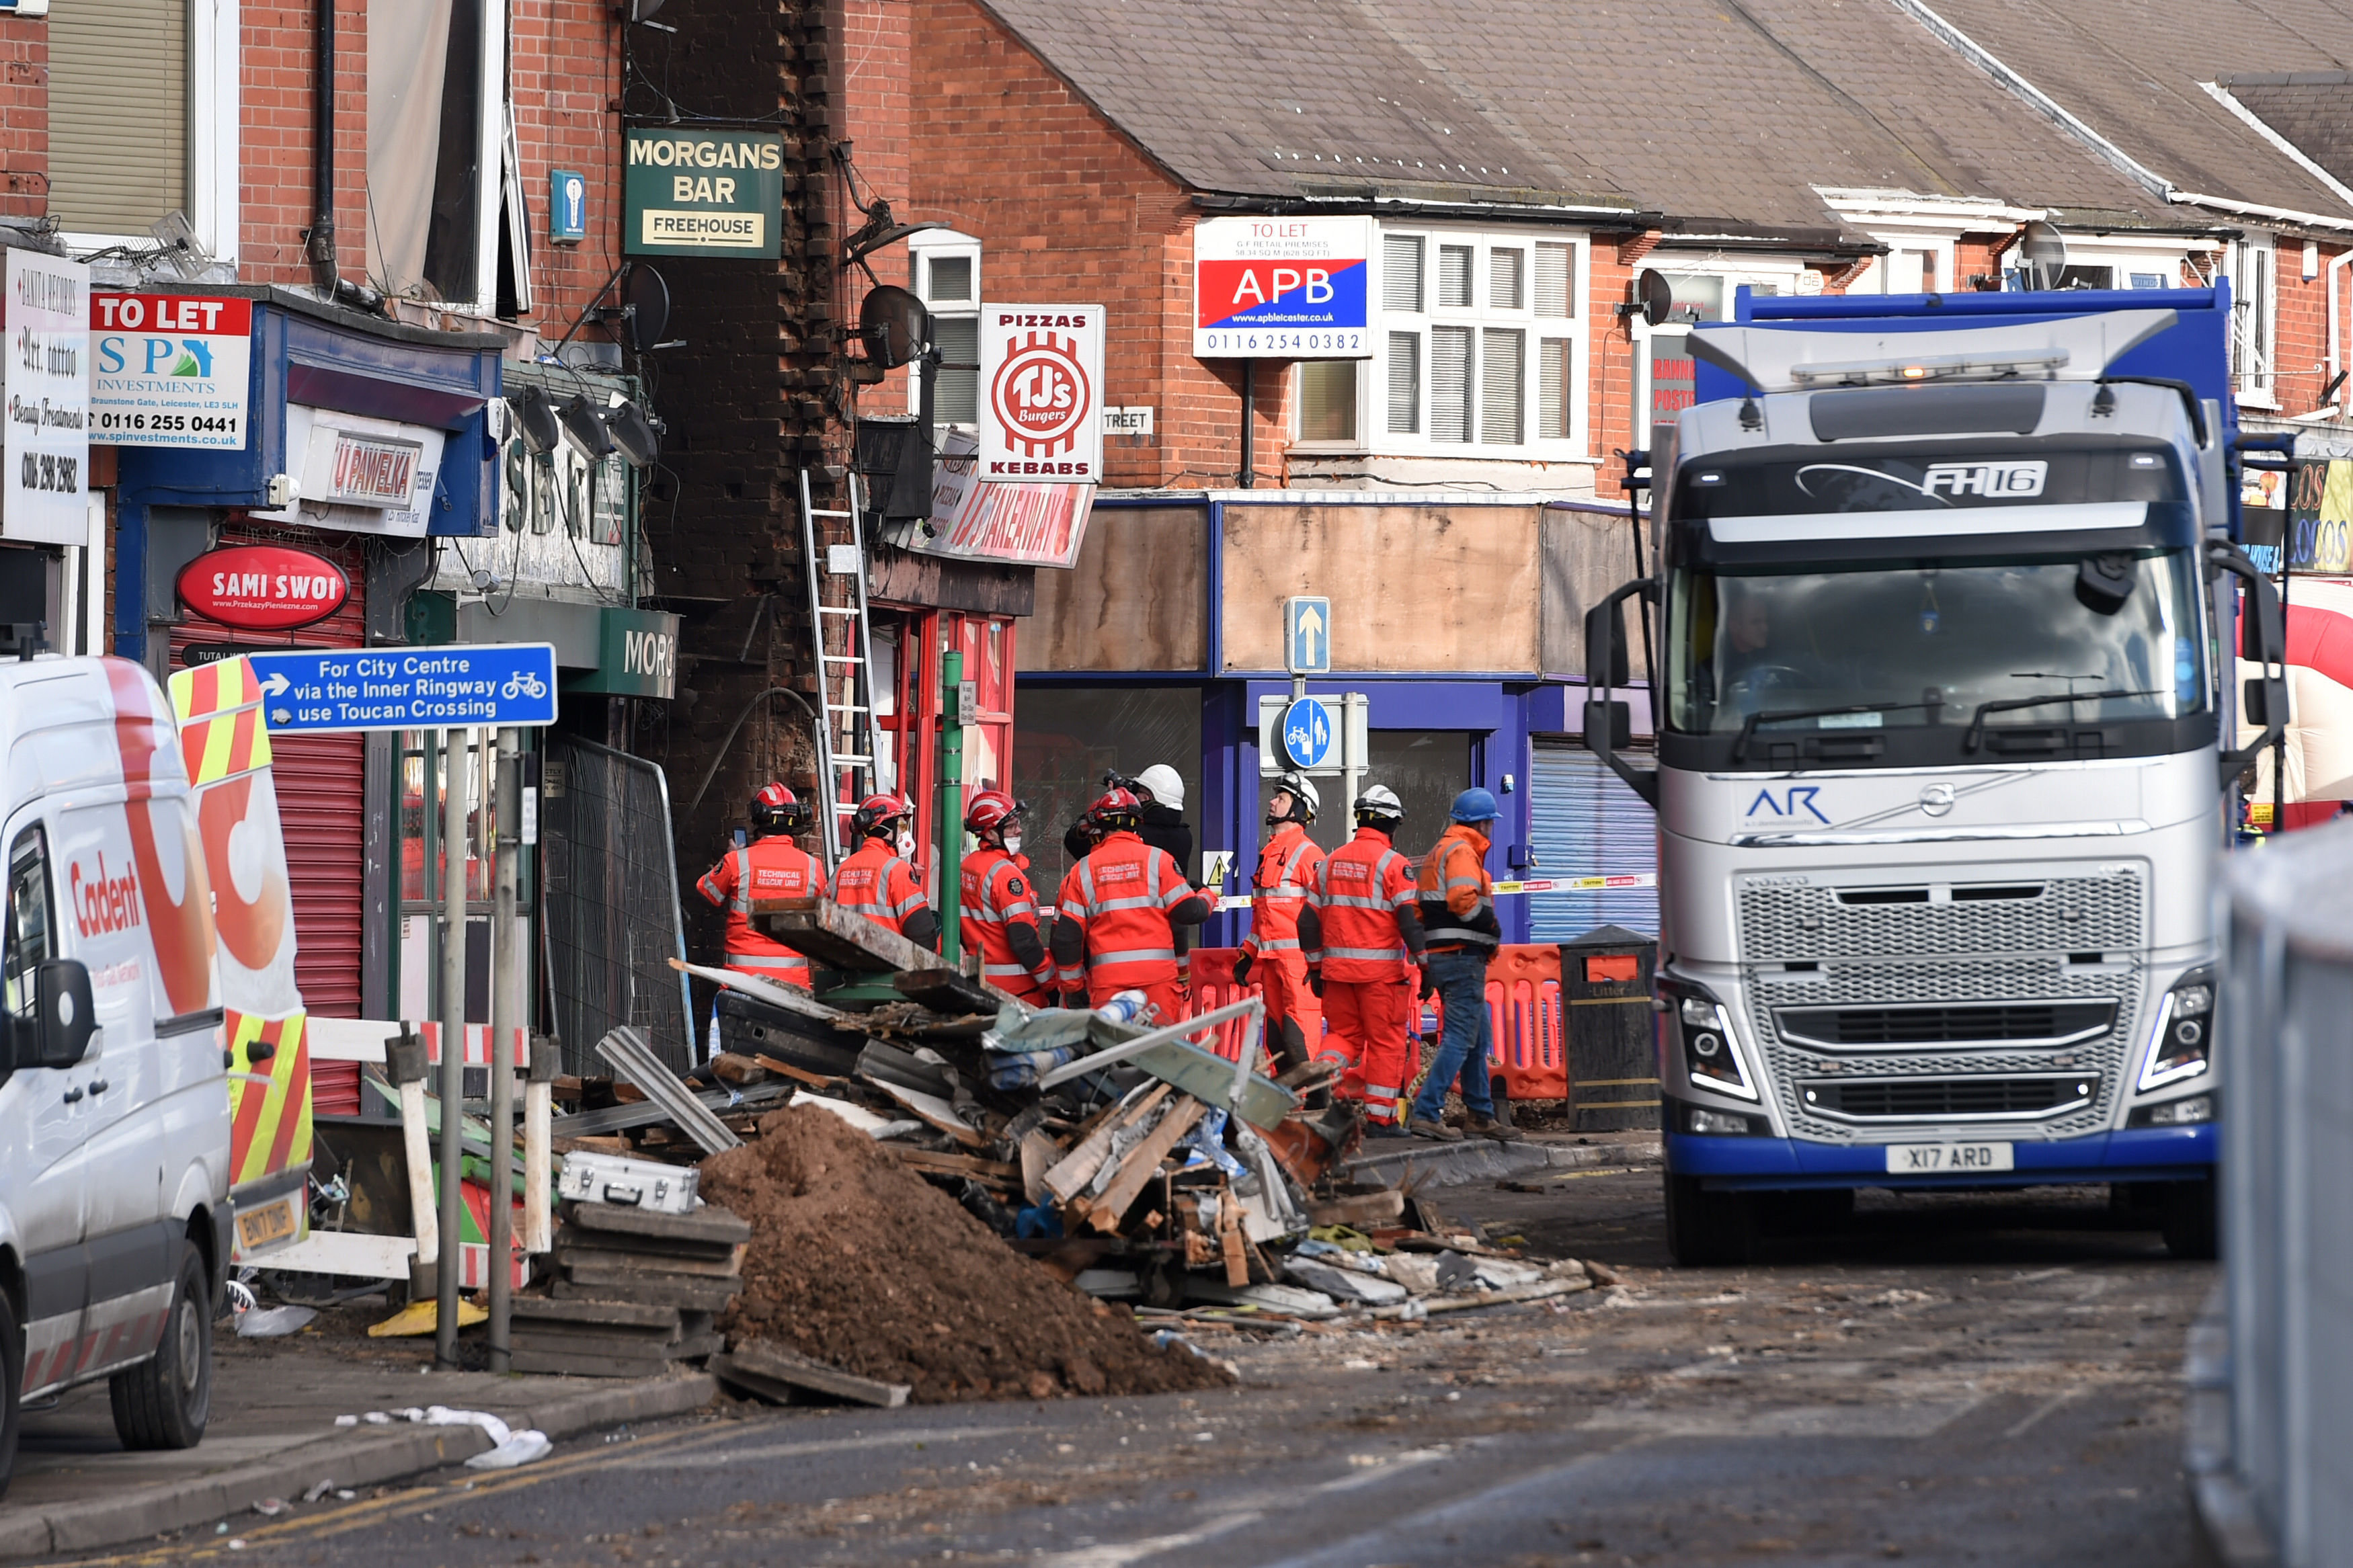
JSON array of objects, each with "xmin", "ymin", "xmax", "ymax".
[{"xmin": 623, "ymin": 130, "xmax": 784, "ymax": 258}]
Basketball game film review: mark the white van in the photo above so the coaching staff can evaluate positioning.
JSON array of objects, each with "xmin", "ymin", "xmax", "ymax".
[{"xmin": 0, "ymin": 655, "xmax": 245, "ymax": 1495}]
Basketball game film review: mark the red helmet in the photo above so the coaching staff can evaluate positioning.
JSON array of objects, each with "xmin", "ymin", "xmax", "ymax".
[
  {"xmin": 1087, "ymin": 786, "xmax": 1143, "ymax": 833},
  {"xmin": 750, "ymin": 782, "xmax": 809, "ymax": 835},
  {"xmin": 964, "ymin": 788, "xmax": 1025, "ymax": 836},
  {"xmin": 851, "ymin": 792, "xmax": 911, "ymax": 839}
]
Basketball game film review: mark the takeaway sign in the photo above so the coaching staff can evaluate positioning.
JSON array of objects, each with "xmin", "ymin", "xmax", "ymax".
[
  {"xmin": 623, "ymin": 129, "xmax": 784, "ymax": 258},
  {"xmin": 977, "ymin": 305, "xmax": 1105, "ymax": 483},
  {"xmin": 89, "ymin": 292, "xmax": 253, "ymax": 450},
  {"xmin": 1193, "ymin": 215, "xmax": 1371, "ymax": 359}
]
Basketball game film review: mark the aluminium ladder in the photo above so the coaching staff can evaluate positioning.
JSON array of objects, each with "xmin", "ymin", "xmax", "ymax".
[{"xmin": 798, "ymin": 468, "xmax": 883, "ymax": 869}]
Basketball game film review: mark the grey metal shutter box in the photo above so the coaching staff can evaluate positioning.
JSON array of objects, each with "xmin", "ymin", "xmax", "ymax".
[
  {"xmin": 1527, "ymin": 737, "xmax": 1658, "ymax": 939},
  {"xmin": 48, "ymin": 0, "xmax": 188, "ymax": 235}
]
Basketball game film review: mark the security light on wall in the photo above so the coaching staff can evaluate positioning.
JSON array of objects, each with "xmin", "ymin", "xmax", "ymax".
[
  {"xmin": 514, "ymin": 386, "xmax": 563, "ymax": 455},
  {"xmin": 603, "ymin": 399, "xmax": 664, "ymax": 468},
  {"xmin": 559, "ymin": 394, "xmax": 617, "ymax": 458}
]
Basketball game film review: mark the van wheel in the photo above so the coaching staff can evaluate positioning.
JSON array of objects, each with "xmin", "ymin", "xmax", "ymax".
[
  {"xmin": 110, "ymin": 1243, "xmax": 211, "ymax": 1450},
  {"xmin": 1665, "ymin": 1173, "xmax": 1757, "ymax": 1266},
  {"xmin": 0, "ymin": 1288, "xmax": 22, "ymax": 1499},
  {"xmin": 2161, "ymin": 1180, "xmax": 2219, "ymax": 1261}
]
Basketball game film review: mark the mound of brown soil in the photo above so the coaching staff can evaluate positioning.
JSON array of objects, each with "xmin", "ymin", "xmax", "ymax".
[{"xmin": 699, "ymin": 1105, "xmax": 1230, "ymax": 1403}]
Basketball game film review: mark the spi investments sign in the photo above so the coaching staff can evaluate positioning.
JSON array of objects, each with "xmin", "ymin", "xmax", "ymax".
[
  {"xmin": 1193, "ymin": 215, "xmax": 1371, "ymax": 359},
  {"xmin": 623, "ymin": 129, "xmax": 783, "ymax": 257},
  {"xmin": 90, "ymin": 292, "xmax": 253, "ymax": 449},
  {"xmin": 3, "ymin": 249, "xmax": 91, "ymax": 545},
  {"xmin": 977, "ymin": 304, "xmax": 1105, "ymax": 483}
]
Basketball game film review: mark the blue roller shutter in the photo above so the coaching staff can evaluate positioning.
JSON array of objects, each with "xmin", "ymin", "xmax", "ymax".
[{"xmin": 1527, "ymin": 738, "xmax": 1657, "ymax": 939}]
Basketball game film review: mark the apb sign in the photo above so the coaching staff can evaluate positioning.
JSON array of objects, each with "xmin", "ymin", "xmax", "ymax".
[
  {"xmin": 1193, "ymin": 216, "xmax": 1371, "ymax": 360},
  {"xmin": 623, "ymin": 130, "xmax": 783, "ymax": 257},
  {"xmin": 90, "ymin": 292, "xmax": 253, "ymax": 450},
  {"xmin": 3, "ymin": 249, "xmax": 91, "ymax": 546},
  {"xmin": 977, "ymin": 305, "xmax": 1104, "ymax": 483}
]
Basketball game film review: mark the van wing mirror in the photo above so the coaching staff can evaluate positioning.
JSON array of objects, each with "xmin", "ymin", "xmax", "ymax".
[{"xmin": 15, "ymin": 959, "xmax": 95, "ymax": 1071}]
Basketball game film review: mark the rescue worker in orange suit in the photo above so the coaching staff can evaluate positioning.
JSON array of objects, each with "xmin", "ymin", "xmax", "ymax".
[
  {"xmin": 694, "ymin": 783, "xmax": 824, "ymax": 990},
  {"xmin": 1050, "ymin": 787, "xmax": 1211, "ymax": 1020},
  {"xmin": 1300, "ymin": 784, "xmax": 1426, "ymax": 1134},
  {"xmin": 831, "ymin": 793, "xmax": 941, "ymax": 949},
  {"xmin": 1404, "ymin": 788, "xmax": 1521, "ymax": 1143},
  {"xmin": 1231, "ymin": 771, "xmax": 1325, "ymax": 1075},
  {"xmin": 960, "ymin": 789, "xmax": 1053, "ymax": 1004}
]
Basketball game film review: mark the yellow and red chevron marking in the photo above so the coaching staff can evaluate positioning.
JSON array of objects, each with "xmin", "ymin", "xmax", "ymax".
[
  {"xmin": 227, "ymin": 1010, "xmax": 313, "ymax": 1187},
  {"xmin": 167, "ymin": 655, "xmax": 260, "ymax": 725},
  {"xmin": 168, "ymin": 656, "xmax": 274, "ymax": 783}
]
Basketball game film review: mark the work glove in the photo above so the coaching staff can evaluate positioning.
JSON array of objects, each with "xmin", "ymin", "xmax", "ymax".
[
  {"xmin": 1307, "ymin": 968, "xmax": 1324, "ymax": 999},
  {"xmin": 1418, "ymin": 968, "xmax": 1438, "ymax": 1000},
  {"xmin": 1232, "ymin": 951, "xmax": 1253, "ymax": 986}
]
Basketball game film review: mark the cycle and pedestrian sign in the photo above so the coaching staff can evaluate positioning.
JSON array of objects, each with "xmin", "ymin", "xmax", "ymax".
[
  {"xmin": 247, "ymin": 644, "xmax": 559, "ymax": 733},
  {"xmin": 1279, "ymin": 696, "xmax": 1334, "ymax": 769}
]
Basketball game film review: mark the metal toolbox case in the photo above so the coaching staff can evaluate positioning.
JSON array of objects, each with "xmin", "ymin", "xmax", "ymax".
[{"xmin": 557, "ymin": 1151, "xmax": 700, "ymax": 1214}]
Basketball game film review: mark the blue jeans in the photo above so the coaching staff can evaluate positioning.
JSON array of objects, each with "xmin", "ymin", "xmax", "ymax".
[{"xmin": 1410, "ymin": 948, "xmax": 1493, "ymax": 1122}]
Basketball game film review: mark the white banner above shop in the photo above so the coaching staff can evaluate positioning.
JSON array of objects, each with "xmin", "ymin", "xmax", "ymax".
[
  {"xmin": 247, "ymin": 405, "xmax": 446, "ymax": 537},
  {"xmin": 879, "ymin": 429, "xmax": 1092, "ymax": 569}
]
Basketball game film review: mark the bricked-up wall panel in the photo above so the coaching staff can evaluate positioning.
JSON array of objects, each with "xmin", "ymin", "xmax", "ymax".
[
  {"xmin": 0, "ymin": 18, "xmax": 44, "ymax": 221},
  {"xmin": 631, "ymin": 0, "xmax": 830, "ymax": 954},
  {"xmin": 509, "ymin": 0, "xmax": 626, "ymax": 333},
  {"xmin": 1586, "ymin": 233, "xmax": 1650, "ymax": 503},
  {"xmin": 2272, "ymin": 240, "xmax": 2350, "ymax": 419},
  {"xmin": 908, "ymin": 0, "xmax": 1272, "ymax": 488},
  {"xmin": 241, "ymin": 0, "xmax": 368, "ymax": 287}
]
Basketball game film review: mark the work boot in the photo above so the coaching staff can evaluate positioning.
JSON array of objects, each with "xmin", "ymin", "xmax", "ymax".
[
  {"xmin": 1364, "ymin": 1121, "xmax": 1411, "ymax": 1140},
  {"xmin": 1407, "ymin": 1115, "xmax": 1462, "ymax": 1143},
  {"xmin": 1465, "ymin": 1113, "xmax": 1522, "ymax": 1143}
]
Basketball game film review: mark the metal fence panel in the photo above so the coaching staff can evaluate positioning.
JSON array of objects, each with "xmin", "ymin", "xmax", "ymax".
[{"xmin": 540, "ymin": 736, "xmax": 695, "ymax": 1075}]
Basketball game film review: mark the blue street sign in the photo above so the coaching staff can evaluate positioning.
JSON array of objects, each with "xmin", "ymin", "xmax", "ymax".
[
  {"xmin": 549, "ymin": 170, "xmax": 588, "ymax": 244},
  {"xmin": 248, "ymin": 644, "xmax": 560, "ymax": 733},
  {"xmin": 1285, "ymin": 595, "xmax": 1332, "ymax": 675},
  {"xmin": 1280, "ymin": 696, "xmax": 1334, "ymax": 769}
]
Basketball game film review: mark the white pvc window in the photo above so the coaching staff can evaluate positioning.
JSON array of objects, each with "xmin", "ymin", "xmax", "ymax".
[
  {"xmin": 910, "ymin": 231, "xmax": 982, "ymax": 425},
  {"xmin": 1375, "ymin": 226, "xmax": 1589, "ymax": 456}
]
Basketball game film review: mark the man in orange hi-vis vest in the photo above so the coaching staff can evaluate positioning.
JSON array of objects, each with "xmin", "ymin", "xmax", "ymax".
[
  {"xmin": 1051, "ymin": 787, "xmax": 1211, "ymax": 1021},
  {"xmin": 694, "ymin": 783, "xmax": 822, "ymax": 988},
  {"xmin": 1232, "ymin": 770, "xmax": 1324, "ymax": 1075},
  {"xmin": 1405, "ymin": 788, "xmax": 1520, "ymax": 1143},
  {"xmin": 832, "ymin": 793, "xmax": 941, "ymax": 948},
  {"xmin": 1302, "ymin": 784, "xmax": 1426, "ymax": 1132},
  {"xmin": 960, "ymin": 788, "xmax": 1053, "ymax": 1003}
]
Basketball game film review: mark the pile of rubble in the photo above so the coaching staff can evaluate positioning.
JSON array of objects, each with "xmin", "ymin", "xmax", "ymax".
[{"xmin": 524, "ymin": 897, "xmax": 1589, "ymax": 1401}]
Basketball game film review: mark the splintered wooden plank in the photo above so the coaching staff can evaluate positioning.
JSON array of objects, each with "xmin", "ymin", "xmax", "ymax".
[
  {"xmin": 1074, "ymin": 1098, "xmax": 1205, "ymax": 1235},
  {"xmin": 750, "ymin": 896, "xmax": 948, "ymax": 976},
  {"xmin": 871, "ymin": 1079, "xmax": 987, "ymax": 1149},
  {"xmin": 1041, "ymin": 1084, "xmax": 1171, "ymax": 1206},
  {"xmin": 720, "ymin": 1343, "xmax": 910, "ymax": 1409}
]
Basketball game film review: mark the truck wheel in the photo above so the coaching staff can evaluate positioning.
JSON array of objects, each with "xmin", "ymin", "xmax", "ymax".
[
  {"xmin": 2161, "ymin": 1180, "xmax": 2219, "ymax": 1261},
  {"xmin": 0, "ymin": 1288, "xmax": 21, "ymax": 1500},
  {"xmin": 1665, "ymin": 1173, "xmax": 1757, "ymax": 1266},
  {"xmin": 109, "ymin": 1243, "xmax": 211, "ymax": 1451}
]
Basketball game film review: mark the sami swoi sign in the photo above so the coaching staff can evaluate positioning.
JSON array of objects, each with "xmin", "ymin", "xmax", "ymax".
[
  {"xmin": 1194, "ymin": 216, "xmax": 1371, "ymax": 360},
  {"xmin": 978, "ymin": 305, "xmax": 1105, "ymax": 483},
  {"xmin": 90, "ymin": 292, "xmax": 252, "ymax": 450},
  {"xmin": 177, "ymin": 544, "xmax": 350, "ymax": 632},
  {"xmin": 249, "ymin": 644, "xmax": 558, "ymax": 733},
  {"xmin": 623, "ymin": 130, "xmax": 784, "ymax": 258}
]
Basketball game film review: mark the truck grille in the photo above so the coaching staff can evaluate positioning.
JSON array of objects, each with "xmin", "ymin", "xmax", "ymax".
[
  {"xmin": 1797, "ymin": 1073, "xmax": 2099, "ymax": 1122},
  {"xmin": 1774, "ymin": 1000, "xmax": 2116, "ymax": 1049},
  {"xmin": 1737, "ymin": 871, "xmax": 2144, "ymax": 960}
]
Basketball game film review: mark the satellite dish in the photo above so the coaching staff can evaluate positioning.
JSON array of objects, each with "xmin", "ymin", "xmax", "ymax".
[
  {"xmin": 2020, "ymin": 221, "xmax": 2070, "ymax": 290},
  {"xmin": 860, "ymin": 284, "xmax": 931, "ymax": 370},
  {"xmin": 623, "ymin": 265, "xmax": 671, "ymax": 352},
  {"xmin": 1635, "ymin": 268, "xmax": 1675, "ymax": 327}
]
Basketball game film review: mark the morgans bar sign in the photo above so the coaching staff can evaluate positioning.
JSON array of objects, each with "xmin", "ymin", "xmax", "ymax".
[{"xmin": 623, "ymin": 129, "xmax": 784, "ymax": 258}]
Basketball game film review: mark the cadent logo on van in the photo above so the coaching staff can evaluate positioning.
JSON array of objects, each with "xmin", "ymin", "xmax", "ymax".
[
  {"xmin": 1923, "ymin": 459, "xmax": 2046, "ymax": 499},
  {"xmin": 71, "ymin": 852, "xmax": 143, "ymax": 938}
]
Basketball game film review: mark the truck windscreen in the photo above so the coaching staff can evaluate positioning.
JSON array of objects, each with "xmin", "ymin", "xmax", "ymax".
[{"xmin": 1665, "ymin": 550, "xmax": 2208, "ymax": 748}]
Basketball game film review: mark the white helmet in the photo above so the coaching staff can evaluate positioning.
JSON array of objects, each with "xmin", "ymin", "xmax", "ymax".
[
  {"xmin": 1135, "ymin": 764, "xmax": 1185, "ymax": 813},
  {"xmin": 1270, "ymin": 770, "xmax": 1320, "ymax": 823},
  {"xmin": 1355, "ymin": 784, "xmax": 1404, "ymax": 827}
]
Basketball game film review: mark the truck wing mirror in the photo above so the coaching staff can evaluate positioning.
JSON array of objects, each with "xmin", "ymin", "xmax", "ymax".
[
  {"xmin": 2211, "ymin": 540, "xmax": 2288, "ymax": 786},
  {"xmin": 17, "ymin": 958, "xmax": 95, "ymax": 1071},
  {"xmin": 1584, "ymin": 700, "xmax": 1632, "ymax": 752},
  {"xmin": 1585, "ymin": 600, "xmax": 1632, "ymax": 690},
  {"xmin": 1584, "ymin": 577, "xmax": 1661, "ymax": 809}
]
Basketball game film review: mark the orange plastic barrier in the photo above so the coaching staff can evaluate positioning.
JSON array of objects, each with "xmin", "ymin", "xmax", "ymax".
[{"xmin": 1192, "ymin": 946, "xmax": 1569, "ymax": 1102}]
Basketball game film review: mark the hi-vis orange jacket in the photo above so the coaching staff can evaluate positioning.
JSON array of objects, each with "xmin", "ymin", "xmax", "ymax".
[{"xmin": 696, "ymin": 835, "xmax": 821, "ymax": 986}]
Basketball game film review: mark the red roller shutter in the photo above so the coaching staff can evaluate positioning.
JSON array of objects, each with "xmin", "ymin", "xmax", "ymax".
[{"xmin": 171, "ymin": 529, "xmax": 369, "ymax": 1116}]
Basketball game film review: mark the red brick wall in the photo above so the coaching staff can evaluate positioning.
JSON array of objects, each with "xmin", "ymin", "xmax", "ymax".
[
  {"xmin": 2272, "ymin": 240, "xmax": 2350, "ymax": 417},
  {"xmin": 0, "ymin": 17, "xmax": 44, "ymax": 221},
  {"xmin": 510, "ymin": 0, "xmax": 626, "ymax": 333},
  {"xmin": 239, "ymin": 0, "xmax": 366, "ymax": 286}
]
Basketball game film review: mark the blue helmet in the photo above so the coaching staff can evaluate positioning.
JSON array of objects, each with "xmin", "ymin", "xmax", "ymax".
[{"xmin": 1450, "ymin": 787, "xmax": 1499, "ymax": 825}]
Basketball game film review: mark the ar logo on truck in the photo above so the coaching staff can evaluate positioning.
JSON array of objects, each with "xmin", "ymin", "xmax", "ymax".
[
  {"xmin": 1745, "ymin": 786, "xmax": 1830, "ymax": 823},
  {"xmin": 1922, "ymin": 459, "xmax": 2047, "ymax": 499}
]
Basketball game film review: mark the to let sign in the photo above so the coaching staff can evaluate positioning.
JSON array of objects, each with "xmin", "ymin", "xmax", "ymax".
[
  {"xmin": 3, "ymin": 249, "xmax": 91, "ymax": 545},
  {"xmin": 90, "ymin": 292, "xmax": 253, "ymax": 450},
  {"xmin": 977, "ymin": 304, "xmax": 1105, "ymax": 484},
  {"xmin": 177, "ymin": 544, "xmax": 350, "ymax": 632},
  {"xmin": 1194, "ymin": 216, "xmax": 1371, "ymax": 360},
  {"xmin": 623, "ymin": 130, "xmax": 784, "ymax": 257}
]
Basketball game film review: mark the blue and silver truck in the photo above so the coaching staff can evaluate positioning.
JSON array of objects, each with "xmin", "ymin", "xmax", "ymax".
[{"xmin": 1583, "ymin": 286, "xmax": 2288, "ymax": 1264}]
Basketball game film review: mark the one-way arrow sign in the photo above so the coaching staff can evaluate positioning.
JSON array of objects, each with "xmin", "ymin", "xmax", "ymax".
[{"xmin": 1285, "ymin": 595, "xmax": 1332, "ymax": 675}]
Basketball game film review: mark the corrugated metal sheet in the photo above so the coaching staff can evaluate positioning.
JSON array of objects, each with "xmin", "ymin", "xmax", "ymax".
[{"xmin": 1527, "ymin": 738, "xmax": 1657, "ymax": 939}]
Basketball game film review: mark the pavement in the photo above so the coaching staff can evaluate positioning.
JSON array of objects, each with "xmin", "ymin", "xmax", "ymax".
[
  {"xmin": 1341, "ymin": 1126, "xmax": 1662, "ymax": 1190},
  {"xmin": 0, "ymin": 1307, "xmax": 715, "ymax": 1561},
  {"xmin": 40, "ymin": 1175, "xmax": 2215, "ymax": 1567}
]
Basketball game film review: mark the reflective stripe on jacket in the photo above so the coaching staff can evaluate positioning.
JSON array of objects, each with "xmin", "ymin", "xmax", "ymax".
[
  {"xmin": 1242, "ymin": 823, "xmax": 1325, "ymax": 958},
  {"xmin": 961, "ymin": 848, "xmax": 1050, "ymax": 993},
  {"xmin": 1055, "ymin": 831, "xmax": 1196, "ymax": 989},
  {"xmin": 832, "ymin": 838, "xmax": 928, "ymax": 934},
  {"xmin": 1417, "ymin": 823, "xmax": 1499, "ymax": 951},
  {"xmin": 695, "ymin": 836, "xmax": 819, "ymax": 980},
  {"xmin": 1311, "ymin": 827, "xmax": 1417, "ymax": 981}
]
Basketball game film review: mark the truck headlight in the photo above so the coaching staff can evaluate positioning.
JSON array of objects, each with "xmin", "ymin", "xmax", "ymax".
[
  {"xmin": 1664, "ymin": 983, "xmax": 1757, "ymax": 1102},
  {"xmin": 2138, "ymin": 966, "xmax": 2215, "ymax": 1093}
]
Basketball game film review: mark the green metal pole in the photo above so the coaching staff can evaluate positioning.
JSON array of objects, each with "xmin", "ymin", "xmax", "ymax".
[{"xmin": 937, "ymin": 649, "xmax": 965, "ymax": 964}]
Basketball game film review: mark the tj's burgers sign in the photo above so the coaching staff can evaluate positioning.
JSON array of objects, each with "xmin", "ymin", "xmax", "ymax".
[{"xmin": 177, "ymin": 544, "xmax": 349, "ymax": 632}]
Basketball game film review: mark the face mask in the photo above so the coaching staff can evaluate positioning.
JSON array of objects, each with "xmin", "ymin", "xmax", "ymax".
[
  {"xmin": 1002, "ymin": 831, "xmax": 1023, "ymax": 856},
  {"xmin": 895, "ymin": 829, "xmax": 916, "ymax": 859}
]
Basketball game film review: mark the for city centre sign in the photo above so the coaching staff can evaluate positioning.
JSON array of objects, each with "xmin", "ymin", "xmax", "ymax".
[
  {"xmin": 247, "ymin": 644, "xmax": 559, "ymax": 733},
  {"xmin": 623, "ymin": 129, "xmax": 784, "ymax": 257},
  {"xmin": 977, "ymin": 304, "xmax": 1105, "ymax": 483},
  {"xmin": 1193, "ymin": 216, "xmax": 1371, "ymax": 360}
]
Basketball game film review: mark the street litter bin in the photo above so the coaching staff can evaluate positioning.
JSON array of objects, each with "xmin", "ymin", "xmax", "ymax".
[{"xmin": 1558, "ymin": 924, "xmax": 1658, "ymax": 1132}]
